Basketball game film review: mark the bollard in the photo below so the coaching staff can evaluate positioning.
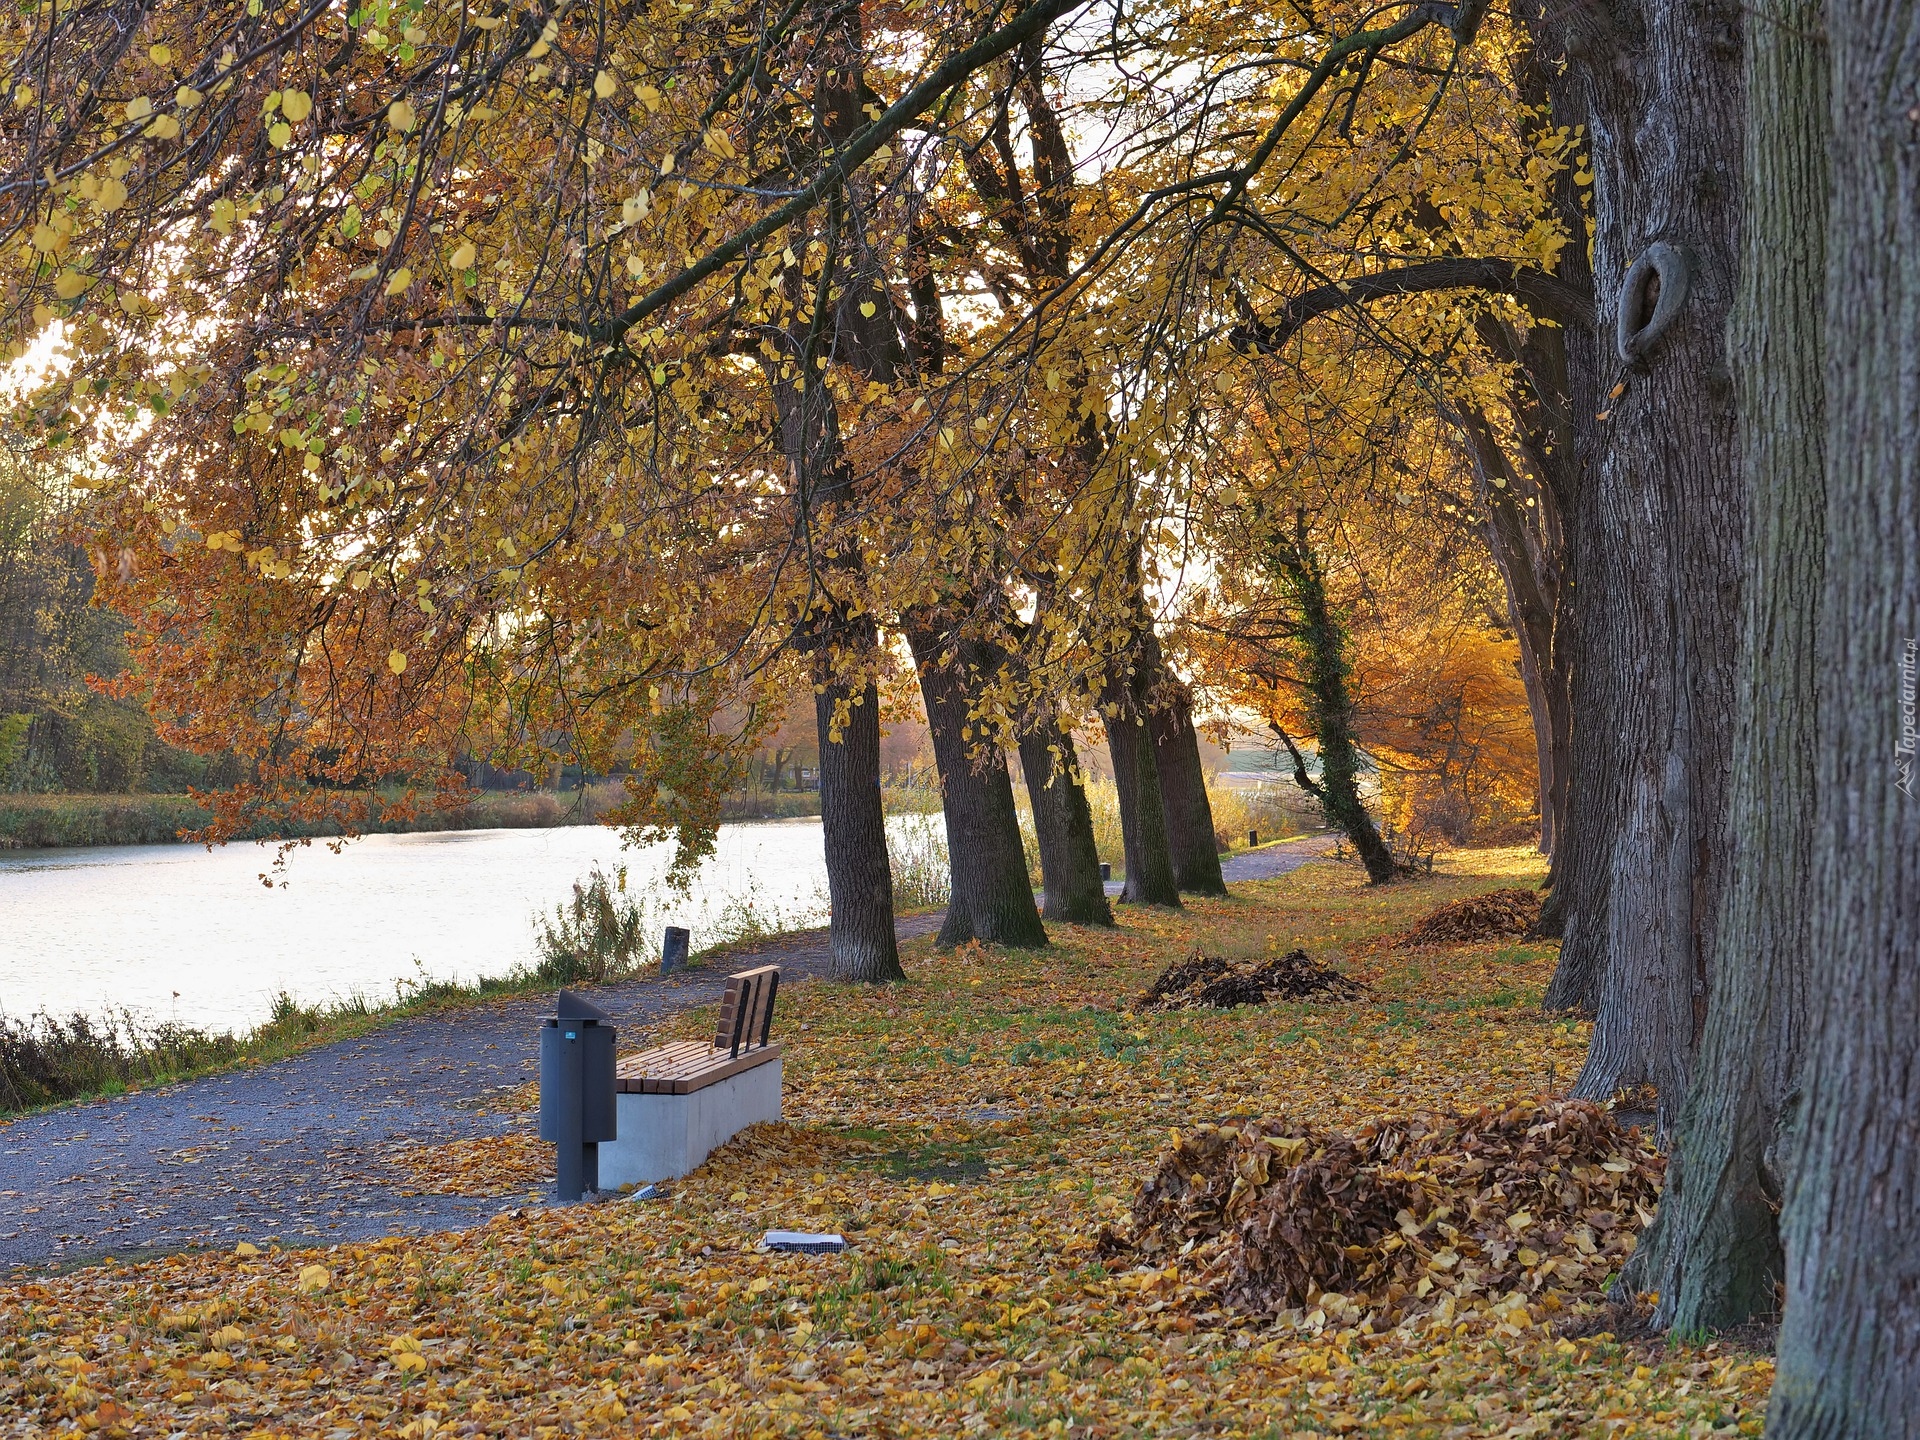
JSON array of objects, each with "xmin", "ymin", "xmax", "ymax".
[
  {"xmin": 1249, "ymin": 829, "xmax": 1260, "ymax": 848},
  {"xmin": 538, "ymin": 990, "xmax": 617, "ymax": 1201},
  {"xmin": 661, "ymin": 926, "xmax": 690, "ymax": 974},
  {"xmin": 1099, "ymin": 861, "xmax": 1112, "ymax": 882}
]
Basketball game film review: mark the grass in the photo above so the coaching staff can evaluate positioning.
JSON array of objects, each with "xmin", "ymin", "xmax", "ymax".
[{"xmin": 0, "ymin": 844, "xmax": 1774, "ymax": 1438}]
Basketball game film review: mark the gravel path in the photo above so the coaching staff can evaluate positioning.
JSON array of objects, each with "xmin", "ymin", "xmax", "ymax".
[
  {"xmin": 0, "ymin": 915, "xmax": 941, "ymax": 1276},
  {"xmin": 1, "ymin": 839, "xmax": 1338, "ymax": 1275},
  {"xmin": 1102, "ymin": 832, "xmax": 1337, "ymax": 895}
]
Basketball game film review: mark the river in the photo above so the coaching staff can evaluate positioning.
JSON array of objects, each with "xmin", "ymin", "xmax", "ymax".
[{"xmin": 0, "ymin": 819, "xmax": 880, "ymax": 1032}]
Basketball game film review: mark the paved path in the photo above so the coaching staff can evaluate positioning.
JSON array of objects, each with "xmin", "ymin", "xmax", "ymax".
[
  {"xmin": 1102, "ymin": 832, "xmax": 1337, "ymax": 896},
  {"xmin": 0, "ymin": 916, "xmax": 941, "ymax": 1275}
]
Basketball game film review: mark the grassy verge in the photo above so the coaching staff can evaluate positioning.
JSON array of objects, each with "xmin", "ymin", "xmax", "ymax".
[
  {"xmin": 0, "ymin": 904, "xmax": 818, "ymax": 1123},
  {"xmin": 0, "ymin": 785, "xmax": 633, "ymax": 850},
  {"xmin": 0, "ymin": 846, "xmax": 1772, "ymax": 1437}
]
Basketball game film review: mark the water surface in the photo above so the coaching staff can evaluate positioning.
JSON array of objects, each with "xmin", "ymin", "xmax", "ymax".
[{"xmin": 0, "ymin": 820, "xmax": 836, "ymax": 1031}]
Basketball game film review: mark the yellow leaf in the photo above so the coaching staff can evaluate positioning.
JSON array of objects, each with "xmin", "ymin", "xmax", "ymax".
[
  {"xmin": 296, "ymin": 1264, "xmax": 331, "ymax": 1293},
  {"xmin": 384, "ymin": 267, "xmax": 413, "ymax": 296},
  {"xmin": 450, "ymin": 241, "xmax": 476, "ymax": 270},
  {"xmin": 351, "ymin": 572, "xmax": 372, "ymax": 591},
  {"xmin": 123, "ymin": 96, "xmax": 153, "ymax": 122},
  {"xmin": 608, "ymin": 522, "xmax": 626, "ymax": 538},
  {"xmin": 176, "ymin": 86, "xmax": 203, "ymax": 108},
  {"xmin": 148, "ymin": 44, "xmax": 172, "ymax": 64},
  {"xmin": 859, "ymin": 301, "xmax": 876, "ymax": 318},
  {"xmin": 268, "ymin": 122, "xmax": 291, "ymax": 148},
  {"xmin": 280, "ymin": 89, "xmax": 312, "ymax": 122},
  {"xmin": 387, "ymin": 651, "xmax": 407, "ymax": 675},
  {"xmin": 594, "ymin": 70, "xmax": 618, "ymax": 99},
  {"xmin": 388, "ymin": 99, "xmax": 415, "ymax": 132},
  {"xmin": 145, "ymin": 113, "xmax": 181, "ymax": 140},
  {"xmin": 234, "ymin": 1241, "xmax": 261, "ymax": 1258},
  {"xmin": 392, "ymin": 1350, "xmax": 427, "ymax": 1374},
  {"xmin": 53, "ymin": 269, "xmax": 90, "ymax": 299}
]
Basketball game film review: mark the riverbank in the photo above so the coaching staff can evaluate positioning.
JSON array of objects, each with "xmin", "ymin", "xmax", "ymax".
[
  {"xmin": 0, "ymin": 891, "xmax": 882, "ymax": 1121},
  {"xmin": 0, "ymin": 783, "xmax": 835, "ymax": 850}
]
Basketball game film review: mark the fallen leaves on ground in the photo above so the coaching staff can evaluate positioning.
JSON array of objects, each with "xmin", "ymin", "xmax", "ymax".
[
  {"xmin": 386, "ymin": 1132, "xmax": 550, "ymax": 1198},
  {"xmin": 0, "ymin": 851, "xmax": 1769, "ymax": 1438},
  {"xmin": 1136, "ymin": 948, "xmax": 1366, "ymax": 1010},
  {"xmin": 1105, "ymin": 1099, "xmax": 1662, "ymax": 1330},
  {"xmin": 1401, "ymin": 886, "xmax": 1543, "ymax": 945}
]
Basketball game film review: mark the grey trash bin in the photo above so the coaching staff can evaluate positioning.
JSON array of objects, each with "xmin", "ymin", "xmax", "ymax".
[{"xmin": 538, "ymin": 990, "xmax": 617, "ymax": 1201}]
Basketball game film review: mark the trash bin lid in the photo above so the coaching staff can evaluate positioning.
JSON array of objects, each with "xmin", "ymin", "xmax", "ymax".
[{"xmin": 554, "ymin": 990, "xmax": 614, "ymax": 1023}]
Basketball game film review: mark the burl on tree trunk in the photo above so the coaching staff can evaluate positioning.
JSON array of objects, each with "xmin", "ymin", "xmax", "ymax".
[
  {"xmin": 1624, "ymin": 0, "xmax": 1823, "ymax": 1336},
  {"xmin": 1521, "ymin": 0, "xmax": 1744, "ymax": 1133}
]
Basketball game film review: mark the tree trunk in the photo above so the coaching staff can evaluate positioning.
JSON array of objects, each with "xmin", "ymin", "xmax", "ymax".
[
  {"xmin": 1456, "ymin": 399, "xmax": 1570, "ymax": 861},
  {"xmin": 1141, "ymin": 634, "xmax": 1227, "ymax": 896},
  {"xmin": 1267, "ymin": 523, "xmax": 1398, "ymax": 885},
  {"xmin": 1768, "ymin": 6, "xmax": 1920, "ymax": 1430},
  {"xmin": 1103, "ymin": 660, "xmax": 1182, "ymax": 907},
  {"xmin": 907, "ymin": 624, "xmax": 1049, "ymax": 949},
  {"xmin": 1625, "ymin": 0, "xmax": 1825, "ymax": 1334},
  {"xmin": 1017, "ymin": 716, "xmax": 1113, "ymax": 926},
  {"xmin": 812, "ymin": 618, "xmax": 905, "ymax": 982},
  {"xmin": 1525, "ymin": 0, "xmax": 1746, "ymax": 1122}
]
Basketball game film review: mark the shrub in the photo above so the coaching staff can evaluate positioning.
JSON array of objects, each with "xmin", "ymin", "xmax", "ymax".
[
  {"xmin": 532, "ymin": 864, "xmax": 650, "ymax": 984},
  {"xmin": 887, "ymin": 815, "xmax": 951, "ymax": 910}
]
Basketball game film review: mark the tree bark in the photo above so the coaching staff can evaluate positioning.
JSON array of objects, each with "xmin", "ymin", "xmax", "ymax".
[
  {"xmin": 1456, "ymin": 401, "xmax": 1570, "ymax": 860},
  {"xmin": 1103, "ymin": 660, "xmax": 1182, "ymax": 907},
  {"xmin": 811, "ymin": 622, "xmax": 905, "ymax": 982},
  {"xmin": 1143, "ymin": 632, "xmax": 1227, "ymax": 896},
  {"xmin": 1769, "ymin": 5, "xmax": 1920, "ymax": 1430},
  {"xmin": 907, "ymin": 624, "xmax": 1049, "ymax": 949},
  {"xmin": 1624, "ymin": 0, "xmax": 1824, "ymax": 1334},
  {"xmin": 1267, "ymin": 521, "xmax": 1399, "ymax": 885},
  {"xmin": 1524, "ymin": 0, "xmax": 1746, "ymax": 1123},
  {"xmin": 1017, "ymin": 715, "xmax": 1114, "ymax": 926}
]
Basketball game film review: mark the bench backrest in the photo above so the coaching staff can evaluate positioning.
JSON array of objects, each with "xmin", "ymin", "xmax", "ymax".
[{"xmin": 715, "ymin": 965, "xmax": 780, "ymax": 1057}]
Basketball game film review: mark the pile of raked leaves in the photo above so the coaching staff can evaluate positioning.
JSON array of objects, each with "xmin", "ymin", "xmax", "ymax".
[{"xmin": 1100, "ymin": 1099, "xmax": 1662, "ymax": 1330}]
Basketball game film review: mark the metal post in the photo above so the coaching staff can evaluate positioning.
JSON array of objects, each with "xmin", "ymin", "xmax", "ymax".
[{"xmin": 662, "ymin": 926, "xmax": 690, "ymax": 974}]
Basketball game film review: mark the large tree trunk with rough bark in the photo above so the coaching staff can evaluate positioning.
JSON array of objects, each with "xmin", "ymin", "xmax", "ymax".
[
  {"xmin": 1017, "ymin": 716, "xmax": 1113, "ymax": 926},
  {"xmin": 907, "ymin": 625, "xmax": 1049, "ymax": 949},
  {"xmin": 1626, "ymin": 0, "xmax": 1825, "ymax": 1329},
  {"xmin": 1142, "ymin": 633, "xmax": 1227, "ymax": 896},
  {"xmin": 1103, "ymin": 660, "xmax": 1182, "ymax": 907},
  {"xmin": 811, "ymin": 620, "xmax": 905, "ymax": 982},
  {"xmin": 1523, "ymin": 0, "xmax": 1746, "ymax": 1127},
  {"xmin": 1768, "ymin": 6, "xmax": 1920, "ymax": 1429}
]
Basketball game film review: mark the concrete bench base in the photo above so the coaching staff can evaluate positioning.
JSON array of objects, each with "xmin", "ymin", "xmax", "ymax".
[{"xmin": 597, "ymin": 1056, "xmax": 782, "ymax": 1190}]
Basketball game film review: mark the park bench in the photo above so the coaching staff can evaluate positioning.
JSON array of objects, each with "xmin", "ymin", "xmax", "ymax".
[{"xmin": 597, "ymin": 965, "xmax": 784, "ymax": 1189}]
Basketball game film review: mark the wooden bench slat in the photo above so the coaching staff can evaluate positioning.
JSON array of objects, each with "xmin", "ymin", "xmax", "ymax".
[{"xmin": 610, "ymin": 964, "xmax": 784, "ymax": 1094}]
